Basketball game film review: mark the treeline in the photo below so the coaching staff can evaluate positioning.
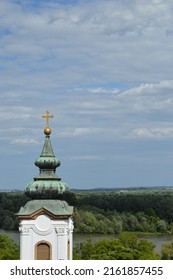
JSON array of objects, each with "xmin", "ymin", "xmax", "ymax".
[
  {"xmin": 73, "ymin": 208, "xmax": 169, "ymax": 234},
  {"xmin": 0, "ymin": 192, "xmax": 30, "ymax": 230},
  {"xmin": 1, "ymin": 190, "xmax": 173, "ymax": 234},
  {"xmin": 75, "ymin": 190, "xmax": 173, "ymax": 222},
  {"xmin": 72, "ymin": 189, "xmax": 173, "ymax": 234}
]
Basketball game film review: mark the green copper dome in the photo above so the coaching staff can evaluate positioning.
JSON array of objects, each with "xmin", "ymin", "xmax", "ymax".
[
  {"xmin": 25, "ymin": 179, "xmax": 69, "ymax": 199},
  {"xmin": 35, "ymin": 135, "xmax": 61, "ymax": 169},
  {"xmin": 25, "ymin": 132, "xmax": 69, "ymax": 199}
]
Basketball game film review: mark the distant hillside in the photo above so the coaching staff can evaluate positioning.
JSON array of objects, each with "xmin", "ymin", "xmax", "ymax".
[{"xmin": 71, "ymin": 186, "xmax": 173, "ymax": 193}]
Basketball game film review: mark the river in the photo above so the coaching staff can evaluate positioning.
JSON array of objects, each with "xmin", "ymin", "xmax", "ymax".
[{"xmin": 0, "ymin": 229, "xmax": 172, "ymax": 253}]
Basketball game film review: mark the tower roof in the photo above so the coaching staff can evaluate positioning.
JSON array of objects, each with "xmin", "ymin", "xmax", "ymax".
[
  {"xmin": 17, "ymin": 200, "xmax": 73, "ymax": 218},
  {"xmin": 25, "ymin": 111, "xmax": 69, "ymax": 199}
]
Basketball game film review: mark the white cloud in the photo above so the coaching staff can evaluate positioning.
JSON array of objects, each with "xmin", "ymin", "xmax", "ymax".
[
  {"xmin": 1, "ymin": 79, "xmax": 173, "ymax": 144},
  {"xmin": 133, "ymin": 127, "xmax": 173, "ymax": 139},
  {"xmin": 0, "ymin": 0, "xmax": 173, "ymax": 86},
  {"xmin": 1, "ymin": 0, "xmax": 173, "ymax": 188},
  {"xmin": 10, "ymin": 138, "xmax": 40, "ymax": 145},
  {"xmin": 0, "ymin": 107, "xmax": 32, "ymax": 119}
]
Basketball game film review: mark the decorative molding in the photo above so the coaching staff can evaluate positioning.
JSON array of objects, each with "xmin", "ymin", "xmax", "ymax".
[
  {"xmin": 19, "ymin": 226, "xmax": 30, "ymax": 234},
  {"xmin": 17, "ymin": 207, "xmax": 72, "ymax": 220},
  {"xmin": 35, "ymin": 215, "xmax": 51, "ymax": 231},
  {"xmin": 31, "ymin": 224, "xmax": 53, "ymax": 236},
  {"xmin": 70, "ymin": 222, "xmax": 74, "ymax": 231},
  {"xmin": 55, "ymin": 227, "xmax": 68, "ymax": 235}
]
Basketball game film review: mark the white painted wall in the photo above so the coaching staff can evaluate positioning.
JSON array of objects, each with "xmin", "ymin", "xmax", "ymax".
[{"xmin": 19, "ymin": 214, "xmax": 73, "ymax": 260}]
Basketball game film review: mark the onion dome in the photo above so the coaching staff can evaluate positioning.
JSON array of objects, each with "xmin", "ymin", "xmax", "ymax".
[{"xmin": 25, "ymin": 111, "xmax": 69, "ymax": 199}]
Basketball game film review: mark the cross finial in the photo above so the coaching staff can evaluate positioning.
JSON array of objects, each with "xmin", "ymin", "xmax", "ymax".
[
  {"xmin": 42, "ymin": 111, "xmax": 54, "ymax": 128},
  {"xmin": 42, "ymin": 111, "xmax": 54, "ymax": 135}
]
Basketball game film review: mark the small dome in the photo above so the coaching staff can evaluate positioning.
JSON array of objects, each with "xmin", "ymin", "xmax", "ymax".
[
  {"xmin": 35, "ymin": 156, "xmax": 60, "ymax": 169},
  {"xmin": 25, "ymin": 180, "xmax": 69, "ymax": 199}
]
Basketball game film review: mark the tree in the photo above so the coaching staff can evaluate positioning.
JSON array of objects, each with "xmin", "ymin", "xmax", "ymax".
[
  {"xmin": 0, "ymin": 234, "xmax": 20, "ymax": 260},
  {"xmin": 157, "ymin": 220, "xmax": 167, "ymax": 233},
  {"xmin": 119, "ymin": 232, "xmax": 138, "ymax": 249},
  {"xmin": 137, "ymin": 240, "xmax": 159, "ymax": 260},
  {"xmin": 73, "ymin": 232, "xmax": 160, "ymax": 260},
  {"xmin": 161, "ymin": 240, "xmax": 173, "ymax": 259}
]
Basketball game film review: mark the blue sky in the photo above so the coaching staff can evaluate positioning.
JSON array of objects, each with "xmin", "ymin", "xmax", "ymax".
[{"xmin": 1, "ymin": 0, "xmax": 173, "ymax": 190}]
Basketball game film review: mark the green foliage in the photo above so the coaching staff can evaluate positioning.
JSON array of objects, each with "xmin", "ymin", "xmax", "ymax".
[
  {"xmin": 156, "ymin": 220, "xmax": 167, "ymax": 233},
  {"xmin": 56, "ymin": 191, "xmax": 77, "ymax": 206},
  {"xmin": 74, "ymin": 209, "xmax": 115, "ymax": 234},
  {"xmin": 0, "ymin": 234, "xmax": 20, "ymax": 260},
  {"xmin": 119, "ymin": 231, "xmax": 138, "ymax": 249},
  {"xmin": 76, "ymin": 190, "xmax": 173, "ymax": 223},
  {"xmin": 73, "ymin": 232, "xmax": 160, "ymax": 260},
  {"xmin": 73, "ymin": 190, "xmax": 173, "ymax": 234},
  {"xmin": 0, "ymin": 190, "xmax": 173, "ymax": 234},
  {"xmin": 0, "ymin": 192, "xmax": 30, "ymax": 230},
  {"xmin": 161, "ymin": 240, "xmax": 173, "ymax": 259},
  {"xmin": 73, "ymin": 208, "xmax": 167, "ymax": 234}
]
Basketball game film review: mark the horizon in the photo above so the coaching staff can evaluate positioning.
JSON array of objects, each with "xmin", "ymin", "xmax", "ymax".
[{"xmin": 1, "ymin": 185, "xmax": 173, "ymax": 193}]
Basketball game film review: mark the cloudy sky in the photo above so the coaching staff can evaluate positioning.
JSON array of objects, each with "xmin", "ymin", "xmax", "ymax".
[{"xmin": 1, "ymin": 0, "xmax": 173, "ymax": 190}]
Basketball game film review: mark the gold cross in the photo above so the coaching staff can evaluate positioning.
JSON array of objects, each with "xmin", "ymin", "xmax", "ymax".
[{"xmin": 42, "ymin": 111, "xmax": 54, "ymax": 128}]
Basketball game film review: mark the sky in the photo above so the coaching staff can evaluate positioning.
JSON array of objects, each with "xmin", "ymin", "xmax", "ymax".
[{"xmin": 1, "ymin": 0, "xmax": 173, "ymax": 190}]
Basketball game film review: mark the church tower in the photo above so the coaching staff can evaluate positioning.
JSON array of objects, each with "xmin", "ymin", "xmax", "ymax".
[{"xmin": 17, "ymin": 111, "xmax": 73, "ymax": 260}]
